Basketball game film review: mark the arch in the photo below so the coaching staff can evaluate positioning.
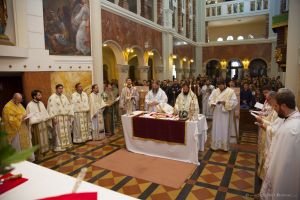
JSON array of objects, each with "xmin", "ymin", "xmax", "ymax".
[
  {"xmin": 131, "ymin": 45, "xmax": 145, "ymax": 66},
  {"xmin": 205, "ymin": 59, "xmax": 221, "ymax": 78},
  {"xmin": 249, "ymin": 58, "xmax": 268, "ymax": 77},
  {"xmin": 102, "ymin": 47, "xmax": 118, "ymax": 82},
  {"xmin": 227, "ymin": 58, "xmax": 243, "ymax": 80},
  {"xmin": 103, "ymin": 40, "xmax": 126, "ymax": 65},
  {"xmin": 128, "ymin": 56, "xmax": 139, "ymax": 82}
]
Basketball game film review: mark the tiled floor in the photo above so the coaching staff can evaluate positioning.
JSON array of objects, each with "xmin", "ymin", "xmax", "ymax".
[{"xmin": 36, "ymin": 122, "xmax": 260, "ymax": 200}]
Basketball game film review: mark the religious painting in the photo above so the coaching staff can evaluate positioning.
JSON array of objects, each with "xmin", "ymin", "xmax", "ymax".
[
  {"xmin": 0, "ymin": 0, "xmax": 13, "ymax": 45},
  {"xmin": 50, "ymin": 71, "xmax": 92, "ymax": 99},
  {"xmin": 43, "ymin": 0, "xmax": 91, "ymax": 56}
]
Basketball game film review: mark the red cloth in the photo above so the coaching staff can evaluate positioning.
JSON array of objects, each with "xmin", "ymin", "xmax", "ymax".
[
  {"xmin": 132, "ymin": 116, "xmax": 186, "ymax": 144},
  {"xmin": 0, "ymin": 173, "xmax": 28, "ymax": 194},
  {"xmin": 40, "ymin": 192, "xmax": 97, "ymax": 200}
]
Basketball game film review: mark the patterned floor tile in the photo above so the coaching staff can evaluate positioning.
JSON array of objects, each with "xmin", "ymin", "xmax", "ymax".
[
  {"xmin": 229, "ymin": 168, "xmax": 255, "ymax": 193},
  {"xmin": 110, "ymin": 138, "xmax": 126, "ymax": 147},
  {"xmin": 117, "ymin": 178, "xmax": 152, "ymax": 198},
  {"xmin": 235, "ymin": 152, "xmax": 256, "ymax": 169},
  {"xmin": 147, "ymin": 185, "xmax": 183, "ymax": 200},
  {"xmin": 225, "ymin": 192, "xmax": 253, "ymax": 200},
  {"xmin": 186, "ymin": 184, "xmax": 218, "ymax": 200},
  {"xmin": 93, "ymin": 171, "xmax": 127, "ymax": 189},
  {"xmin": 72, "ymin": 165, "xmax": 106, "ymax": 181},
  {"xmin": 70, "ymin": 144, "xmax": 98, "ymax": 155},
  {"xmin": 197, "ymin": 164, "xmax": 226, "ymax": 186},
  {"xmin": 56, "ymin": 157, "xmax": 93, "ymax": 174},
  {"xmin": 85, "ymin": 145, "xmax": 118, "ymax": 158},
  {"xmin": 40, "ymin": 153, "xmax": 75, "ymax": 168},
  {"xmin": 209, "ymin": 151, "xmax": 231, "ymax": 164}
]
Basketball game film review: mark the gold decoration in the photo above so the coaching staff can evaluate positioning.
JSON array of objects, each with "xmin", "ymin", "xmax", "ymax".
[
  {"xmin": 220, "ymin": 59, "xmax": 227, "ymax": 69},
  {"xmin": 274, "ymin": 47, "xmax": 282, "ymax": 63},
  {"xmin": 242, "ymin": 59, "xmax": 250, "ymax": 70}
]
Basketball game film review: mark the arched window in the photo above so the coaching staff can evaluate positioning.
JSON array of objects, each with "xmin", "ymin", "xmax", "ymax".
[
  {"xmin": 217, "ymin": 37, "xmax": 223, "ymax": 42},
  {"xmin": 249, "ymin": 59, "xmax": 267, "ymax": 77},
  {"xmin": 206, "ymin": 60, "xmax": 221, "ymax": 78},
  {"xmin": 227, "ymin": 35, "xmax": 234, "ymax": 41}
]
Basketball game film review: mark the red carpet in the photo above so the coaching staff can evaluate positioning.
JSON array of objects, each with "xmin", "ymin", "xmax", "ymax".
[{"xmin": 92, "ymin": 149, "xmax": 196, "ymax": 189}]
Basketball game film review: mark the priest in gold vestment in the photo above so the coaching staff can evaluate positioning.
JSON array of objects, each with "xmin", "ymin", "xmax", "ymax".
[{"xmin": 2, "ymin": 93, "xmax": 32, "ymax": 153}]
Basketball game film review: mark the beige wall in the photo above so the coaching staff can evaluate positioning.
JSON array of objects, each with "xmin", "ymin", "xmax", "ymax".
[
  {"xmin": 103, "ymin": 47, "xmax": 119, "ymax": 81},
  {"xmin": 208, "ymin": 21, "xmax": 266, "ymax": 41}
]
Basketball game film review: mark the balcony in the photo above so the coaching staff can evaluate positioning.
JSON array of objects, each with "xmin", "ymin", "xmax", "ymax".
[{"xmin": 205, "ymin": 0, "xmax": 269, "ymax": 20}]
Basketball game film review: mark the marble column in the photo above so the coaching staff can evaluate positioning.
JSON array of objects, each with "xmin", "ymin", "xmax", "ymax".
[
  {"xmin": 183, "ymin": 68, "xmax": 190, "ymax": 79},
  {"xmin": 117, "ymin": 64, "xmax": 129, "ymax": 93},
  {"xmin": 155, "ymin": 66, "xmax": 164, "ymax": 81},
  {"xmin": 176, "ymin": 68, "xmax": 183, "ymax": 80},
  {"xmin": 285, "ymin": 0, "xmax": 300, "ymax": 101},
  {"xmin": 138, "ymin": 66, "xmax": 150, "ymax": 81},
  {"xmin": 91, "ymin": 0, "xmax": 104, "ymax": 92}
]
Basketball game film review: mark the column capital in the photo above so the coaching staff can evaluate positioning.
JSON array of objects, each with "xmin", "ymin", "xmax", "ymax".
[
  {"xmin": 117, "ymin": 64, "xmax": 129, "ymax": 73},
  {"xmin": 137, "ymin": 65, "xmax": 150, "ymax": 72},
  {"xmin": 155, "ymin": 65, "xmax": 164, "ymax": 73}
]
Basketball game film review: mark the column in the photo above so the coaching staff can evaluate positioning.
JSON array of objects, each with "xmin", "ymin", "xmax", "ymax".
[
  {"xmin": 162, "ymin": 32, "xmax": 173, "ymax": 80},
  {"xmin": 117, "ymin": 64, "xmax": 129, "ymax": 93},
  {"xmin": 91, "ymin": 0, "xmax": 104, "ymax": 92},
  {"xmin": 195, "ymin": 46, "xmax": 203, "ymax": 76},
  {"xmin": 138, "ymin": 66, "xmax": 150, "ymax": 81},
  {"xmin": 155, "ymin": 66, "xmax": 164, "ymax": 81},
  {"xmin": 183, "ymin": 68, "xmax": 190, "ymax": 79},
  {"xmin": 285, "ymin": 0, "xmax": 300, "ymax": 101},
  {"xmin": 176, "ymin": 68, "xmax": 183, "ymax": 80}
]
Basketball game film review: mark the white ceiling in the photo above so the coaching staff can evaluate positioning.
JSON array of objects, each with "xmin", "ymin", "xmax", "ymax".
[{"xmin": 208, "ymin": 15, "xmax": 266, "ymax": 27}]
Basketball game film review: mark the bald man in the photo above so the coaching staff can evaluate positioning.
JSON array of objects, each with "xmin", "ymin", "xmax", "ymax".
[{"xmin": 2, "ymin": 93, "xmax": 33, "ymax": 153}]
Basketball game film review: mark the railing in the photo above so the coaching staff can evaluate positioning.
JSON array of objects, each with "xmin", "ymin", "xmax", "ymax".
[{"xmin": 205, "ymin": 0, "xmax": 269, "ymax": 19}]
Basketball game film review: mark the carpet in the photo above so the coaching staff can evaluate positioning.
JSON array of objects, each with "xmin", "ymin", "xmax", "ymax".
[{"xmin": 92, "ymin": 149, "xmax": 197, "ymax": 189}]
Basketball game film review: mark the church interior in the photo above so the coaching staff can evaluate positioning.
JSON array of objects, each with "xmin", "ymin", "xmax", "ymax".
[{"xmin": 0, "ymin": 0, "xmax": 300, "ymax": 199}]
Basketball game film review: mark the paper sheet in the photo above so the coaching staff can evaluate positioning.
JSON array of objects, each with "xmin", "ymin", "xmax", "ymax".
[
  {"xmin": 250, "ymin": 112, "xmax": 259, "ymax": 118},
  {"xmin": 24, "ymin": 112, "xmax": 37, "ymax": 120},
  {"xmin": 254, "ymin": 102, "xmax": 264, "ymax": 110}
]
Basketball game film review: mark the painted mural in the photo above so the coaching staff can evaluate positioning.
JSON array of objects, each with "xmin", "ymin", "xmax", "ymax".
[
  {"xmin": 50, "ymin": 71, "xmax": 92, "ymax": 99},
  {"xmin": 43, "ymin": 0, "xmax": 91, "ymax": 55}
]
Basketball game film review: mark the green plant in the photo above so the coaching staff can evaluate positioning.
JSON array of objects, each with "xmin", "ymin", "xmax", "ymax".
[{"xmin": 0, "ymin": 128, "xmax": 38, "ymax": 175}]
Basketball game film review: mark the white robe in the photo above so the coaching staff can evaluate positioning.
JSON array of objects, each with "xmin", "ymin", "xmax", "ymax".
[
  {"xmin": 119, "ymin": 86, "xmax": 139, "ymax": 114},
  {"xmin": 71, "ymin": 92, "xmax": 92, "ymax": 143},
  {"xmin": 260, "ymin": 111, "xmax": 300, "ymax": 199},
  {"xmin": 201, "ymin": 85, "xmax": 215, "ymax": 119},
  {"xmin": 47, "ymin": 93, "xmax": 74, "ymax": 151},
  {"xmin": 208, "ymin": 87, "xmax": 238, "ymax": 151},
  {"xmin": 145, "ymin": 88, "xmax": 168, "ymax": 112},
  {"xmin": 89, "ymin": 92, "xmax": 106, "ymax": 140},
  {"xmin": 26, "ymin": 100, "xmax": 51, "ymax": 158},
  {"xmin": 174, "ymin": 90, "xmax": 199, "ymax": 120}
]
